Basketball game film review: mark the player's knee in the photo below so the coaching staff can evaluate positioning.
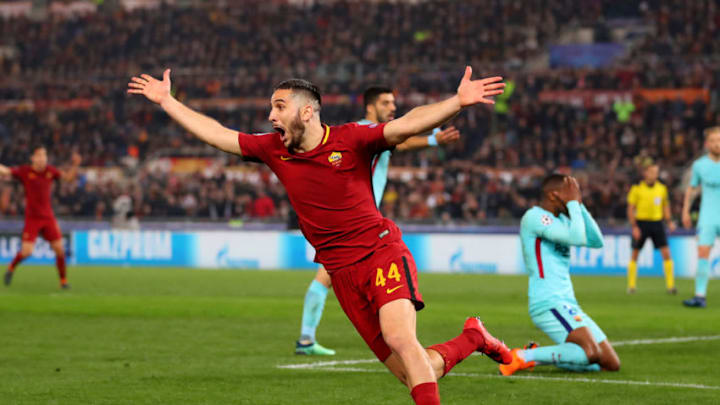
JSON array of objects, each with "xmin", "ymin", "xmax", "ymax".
[
  {"xmin": 383, "ymin": 333, "xmax": 418, "ymax": 355},
  {"xmin": 582, "ymin": 344, "xmax": 601, "ymax": 364},
  {"xmin": 603, "ymin": 356, "xmax": 621, "ymax": 372}
]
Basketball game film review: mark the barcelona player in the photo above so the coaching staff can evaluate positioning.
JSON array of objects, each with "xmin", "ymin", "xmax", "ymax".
[
  {"xmin": 681, "ymin": 127, "xmax": 720, "ymax": 308},
  {"xmin": 296, "ymin": 86, "xmax": 460, "ymax": 356},
  {"xmin": 500, "ymin": 175, "xmax": 620, "ymax": 376},
  {"xmin": 129, "ymin": 67, "xmax": 508, "ymax": 405},
  {"xmin": 0, "ymin": 146, "xmax": 81, "ymax": 289}
]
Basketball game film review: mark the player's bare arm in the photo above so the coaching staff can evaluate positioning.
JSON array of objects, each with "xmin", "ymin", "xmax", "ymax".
[
  {"xmin": 383, "ymin": 67, "xmax": 504, "ymax": 146},
  {"xmin": 127, "ymin": 69, "xmax": 241, "ymax": 156},
  {"xmin": 681, "ymin": 185, "xmax": 701, "ymax": 228},
  {"xmin": 664, "ymin": 197, "xmax": 676, "ymax": 232},
  {"xmin": 395, "ymin": 126, "xmax": 460, "ymax": 152},
  {"xmin": 59, "ymin": 152, "xmax": 82, "ymax": 182},
  {"xmin": 627, "ymin": 203, "xmax": 641, "ymax": 240}
]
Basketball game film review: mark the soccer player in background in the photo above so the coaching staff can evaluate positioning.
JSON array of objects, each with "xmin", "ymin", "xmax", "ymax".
[
  {"xmin": 0, "ymin": 146, "xmax": 81, "ymax": 289},
  {"xmin": 681, "ymin": 127, "xmax": 720, "ymax": 308},
  {"xmin": 626, "ymin": 160, "xmax": 676, "ymax": 294},
  {"xmin": 295, "ymin": 86, "xmax": 460, "ymax": 356},
  {"xmin": 129, "ymin": 67, "xmax": 509, "ymax": 405},
  {"xmin": 500, "ymin": 174, "xmax": 620, "ymax": 376}
]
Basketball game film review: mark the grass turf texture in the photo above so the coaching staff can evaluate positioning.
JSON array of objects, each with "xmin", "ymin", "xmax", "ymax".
[{"xmin": 0, "ymin": 266, "xmax": 717, "ymax": 404}]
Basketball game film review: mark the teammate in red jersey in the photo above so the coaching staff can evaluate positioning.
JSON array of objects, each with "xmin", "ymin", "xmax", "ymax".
[
  {"xmin": 0, "ymin": 146, "xmax": 81, "ymax": 289},
  {"xmin": 128, "ymin": 67, "xmax": 509, "ymax": 405}
]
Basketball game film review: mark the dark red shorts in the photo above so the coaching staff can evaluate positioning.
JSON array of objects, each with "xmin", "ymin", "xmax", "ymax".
[
  {"xmin": 330, "ymin": 240, "xmax": 424, "ymax": 362},
  {"xmin": 22, "ymin": 218, "xmax": 62, "ymax": 243}
]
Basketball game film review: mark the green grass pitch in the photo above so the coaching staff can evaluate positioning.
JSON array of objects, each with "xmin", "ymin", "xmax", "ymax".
[{"xmin": 0, "ymin": 265, "xmax": 717, "ymax": 404}]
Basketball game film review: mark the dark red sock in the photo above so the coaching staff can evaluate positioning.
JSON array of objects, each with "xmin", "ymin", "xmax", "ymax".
[
  {"xmin": 56, "ymin": 254, "xmax": 67, "ymax": 283},
  {"xmin": 9, "ymin": 252, "xmax": 26, "ymax": 272},
  {"xmin": 428, "ymin": 329, "xmax": 484, "ymax": 376},
  {"xmin": 410, "ymin": 382, "xmax": 440, "ymax": 405}
]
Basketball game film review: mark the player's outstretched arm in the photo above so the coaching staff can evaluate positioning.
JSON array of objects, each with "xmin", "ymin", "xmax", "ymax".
[
  {"xmin": 395, "ymin": 127, "xmax": 460, "ymax": 152},
  {"xmin": 127, "ymin": 69, "xmax": 241, "ymax": 156},
  {"xmin": 383, "ymin": 66, "xmax": 504, "ymax": 146}
]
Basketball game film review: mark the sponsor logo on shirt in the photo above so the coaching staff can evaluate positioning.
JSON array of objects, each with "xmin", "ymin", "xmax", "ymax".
[
  {"xmin": 28, "ymin": 172, "xmax": 36, "ymax": 179},
  {"xmin": 46, "ymin": 172, "xmax": 53, "ymax": 179},
  {"xmin": 328, "ymin": 151, "xmax": 343, "ymax": 167}
]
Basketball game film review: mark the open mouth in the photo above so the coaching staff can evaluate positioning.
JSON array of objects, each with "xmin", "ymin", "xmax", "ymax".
[{"xmin": 274, "ymin": 126, "xmax": 287, "ymax": 142}]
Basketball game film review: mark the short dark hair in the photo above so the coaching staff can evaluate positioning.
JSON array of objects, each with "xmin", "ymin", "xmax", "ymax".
[
  {"xmin": 703, "ymin": 126, "xmax": 720, "ymax": 138},
  {"xmin": 274, "ymin": 79, "xmax": 322, "ymax": 107},
  {"xmin": 541, "ymin": 173, "xmax": 568, "ymax": 196},
  {"xmin": 31, "ymin": 144, "xmax": 46, "ymax": 154},
  {"xmin": 363, "ymin": 86, "xmax": 394, "ymax": 108}
]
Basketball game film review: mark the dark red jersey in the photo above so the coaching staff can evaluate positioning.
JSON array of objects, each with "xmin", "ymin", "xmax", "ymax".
[
  {"xmin": 238, "ymin": 123, "xmax": 402, "ymax": 271},
  {"xmin": 11, "ymin": 165, "xmax": 61, "ymax": 220}
]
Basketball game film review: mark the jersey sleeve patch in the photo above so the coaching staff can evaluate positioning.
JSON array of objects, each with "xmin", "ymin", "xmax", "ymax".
[{"xmin": 540, "ymin": 214, "xmax": 553, "ymax": 226}]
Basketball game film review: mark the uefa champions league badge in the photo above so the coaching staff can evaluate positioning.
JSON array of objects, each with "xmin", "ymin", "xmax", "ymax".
[{"xmin": 541, "ymin": 214, "xmax": 553, "ymax": 226}]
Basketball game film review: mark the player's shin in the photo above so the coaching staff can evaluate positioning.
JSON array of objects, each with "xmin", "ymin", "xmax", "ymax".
[
  {"xmin": 56, "ymin": 254, "xmax": 67, "ymax": 285},
  {"xmin": 299, "ymin": 280, "xmax": 328, "ymax": 343},
  {"xmin": 521, "ymin": 342, "xmax": 589, "ymax": 366},
  {"xmin": 664, "ymin": 260, "xmax": 675, "ymax": 291},
  {"xmin": 9, "ymin": 252, "xmax": 26, "ymax": 272},
  {"xmin": 410, "ymin": 382, "xmax": 440, "ymax": 405},
  {"xmin": 695, "ymin": 258, "xmax": 709, "ymax": 297},
  {"xmin": 627, "ymin": 260, "xmax": 638, "ymax": 291}
]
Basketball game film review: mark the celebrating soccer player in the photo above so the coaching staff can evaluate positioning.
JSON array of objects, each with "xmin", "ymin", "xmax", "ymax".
[
  {"xmin": 128, "ymin": 67, "xmax": 509, "ymax": 404},
  {"xmin": 681, "ymin": 127, "xmax": 720, "ymax": 308},
  {"xmin": 1, "ymin": 147, "xmax": 81, "ymax": 289},
  {"xmin": 295, "ymin": 86, "xmax": 460, "ymax": 356},
  {"xmin": 500, "ymin": 175, "xmax": 620, "ymax": 376},
  {"xmin": 626, "ymin": 160, "xmax": 676, "ymax": 294}
]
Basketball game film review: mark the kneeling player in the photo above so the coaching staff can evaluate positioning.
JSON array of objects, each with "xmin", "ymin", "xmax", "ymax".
[{"xmin": 500, "ymin": 175, "xmax": 620, "ymax": 376}]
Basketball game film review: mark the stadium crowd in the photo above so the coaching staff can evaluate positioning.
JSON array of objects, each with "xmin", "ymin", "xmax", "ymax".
[{"xmin": 1, "ymin": 0, "xmax": 718, "ymax": 224}]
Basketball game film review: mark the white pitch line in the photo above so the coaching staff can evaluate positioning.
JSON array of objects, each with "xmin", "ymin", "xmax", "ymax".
[
  {"xmin": 611, "ymin": 335, "xmax": 720, "ymax": 347},
  {"xmin": 277, "ymin": 359, "xmax": 377, "ymax": 369},
  {"xmin": 288, "ymin": 367, "xmax": 720, "ymax": 391},
  {"xmin": 277, "ymin": 335, "xmax": 720, "ymax": 391}
]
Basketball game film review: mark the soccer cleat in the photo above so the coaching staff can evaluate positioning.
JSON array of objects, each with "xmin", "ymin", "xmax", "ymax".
[
  {"xmin": 682, "ymin": 296, "xmax": 706, "ymax": 308},
  {"xmin": 464, "ymin": 317, "xmax": 512, "ymax": 365},
  {"xmin": 4, "ymin": 270, "xmax": 13, "ymax": 286},
  {"xmin": 499, "ymin": 348, "xmax": 537, "ymax": 376},
  {"xmin": 60, "ymin": 283, "xmax": 71, "ymax": 290},
  {"xmin": 667, "ymin": 288, "xmax": 677, "ymax": 295},
  {"xmin": 295, "ymin": 341, "xmax": 336, "ymax": 356},
  {"xmin": 627, "ymin": 287, "xmax": 636, "ymax": 294}
]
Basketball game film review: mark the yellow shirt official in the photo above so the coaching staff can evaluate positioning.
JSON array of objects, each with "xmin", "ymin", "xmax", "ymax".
[{"xmin": 627, "ymin": 181, "xmax": 668, "ymax": 221}]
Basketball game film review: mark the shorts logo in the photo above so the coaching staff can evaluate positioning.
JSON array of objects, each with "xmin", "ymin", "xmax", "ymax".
[
  {"xmin": 574, "ymin": 315, "xmax": 583, "ymax": 322},
  {"xmin": 541, "ymin": 214, "xmax": 553, "ymax": 226},
  {"xmin": 386, "ymin": 285, "xmax": 402, "ymax": 294},
  {"xmin": 328, "ymin": 152, "xmax": 343, "ymax": 167}
]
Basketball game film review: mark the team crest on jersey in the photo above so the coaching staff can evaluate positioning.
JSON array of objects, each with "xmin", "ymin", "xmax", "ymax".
[
  {"xmin": 541, "ymin": 214, "xmax": 553, "ymax": 226},
  {"xmin": 654, "ymin": 196, "xmax": 662, "ymax": 206},
  {"xmin": 328, "ymin": 151, "xmax": 343, "ymax": 167}
]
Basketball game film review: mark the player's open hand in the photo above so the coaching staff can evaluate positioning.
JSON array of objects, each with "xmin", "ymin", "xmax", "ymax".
[
  {"xmin": 436, "ymin": 126, "xmax": 461, "ymax": 145},
  {"xmin": 456, "ymin": 66, "xmax": 505, "ymax": 107},
  {"xmin": 127, "ymin": 69, "xmax": 172, "ymax": 105},
  {"xmin": 554, "ymin": 176, "xmax": 582, "ymax": 204}
]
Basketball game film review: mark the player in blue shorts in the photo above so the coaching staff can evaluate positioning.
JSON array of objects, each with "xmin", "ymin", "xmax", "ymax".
[
  {"xmin": 500, "ymin": 174, "xmax": 620, "ymax": 375},
  {"xmin": 681, "ymin": 127, "xmax": 720, "ymax": 308},
  {"xmin": 295, "ymin": 86, "xmax": 460, "ymax": 355}
]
